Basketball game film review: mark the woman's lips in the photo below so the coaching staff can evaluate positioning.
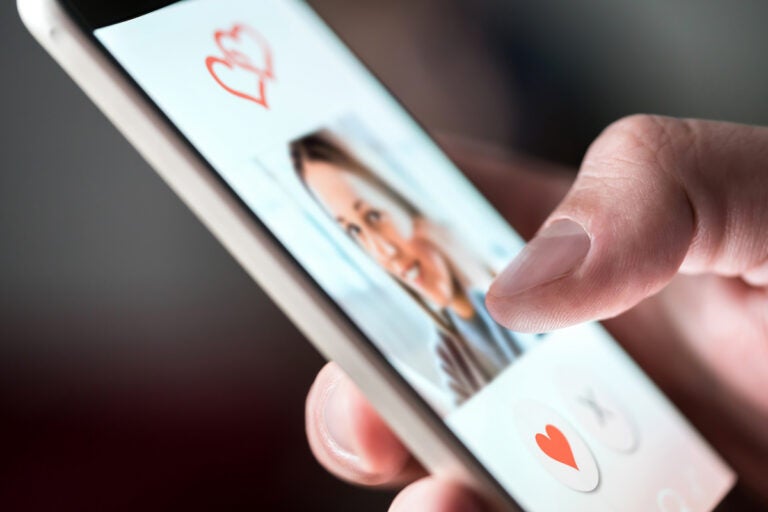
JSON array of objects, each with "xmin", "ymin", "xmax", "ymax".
[{"xmin": 402, "ymin": 260, "xmax": 422, "ymax": 284}]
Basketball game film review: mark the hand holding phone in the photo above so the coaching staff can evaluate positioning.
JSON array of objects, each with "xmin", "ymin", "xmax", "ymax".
[
  {"xmin": 307, "ymin": 121, "xmax": 768, "ymax": 509},
  {"xmin": 20, "ymin": 0, "xmax": 761, "ymax": 509}
]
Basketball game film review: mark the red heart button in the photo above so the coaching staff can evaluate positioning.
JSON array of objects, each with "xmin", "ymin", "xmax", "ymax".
[{"xmin": 535, "ymin": 424, "xmax": 579, "ymax": 470}]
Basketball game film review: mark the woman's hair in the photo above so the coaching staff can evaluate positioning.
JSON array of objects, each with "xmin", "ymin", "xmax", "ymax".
[{"xmin": 290, "ymin": 130, "xmax": 421, "ymax": 218}]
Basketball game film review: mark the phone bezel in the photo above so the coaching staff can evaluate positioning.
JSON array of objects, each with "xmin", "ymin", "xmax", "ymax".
[{"xmin": 61, "ymin": 0, "xmax": 176, "ymax": 27}]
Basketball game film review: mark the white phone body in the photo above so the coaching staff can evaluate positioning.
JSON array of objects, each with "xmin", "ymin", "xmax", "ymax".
[
  {"xmin": 18, "ymin": 1, "xmax": 737, "ymax": 510},
  {"xmin": 17, "ymin": 0, "xmax": 510, "ymax": 508}
]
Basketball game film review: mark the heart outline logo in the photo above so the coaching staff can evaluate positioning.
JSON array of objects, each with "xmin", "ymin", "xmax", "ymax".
[
  {"xmin": 535, "ymin": 424, "xmax": 579, "ymax": 470},
  {"xmin": 214, "ymin": 24, "xmax": 274, "ymax": 79},
  {"xmin": 205, "ymin": 23, "xmax": 274, "ymax": 108},
  {"xmin": 205, "ymin": 55, "xmax": 269, "ymax": 108}
]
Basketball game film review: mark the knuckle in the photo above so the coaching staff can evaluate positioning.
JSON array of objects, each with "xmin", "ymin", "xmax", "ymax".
[
  {"xmin": 604, "ymin": 114, "xmax": 671, "ymax": 144},
  {"xmin": 585, "ymin": 114, "xmax": 693, "ymax": 178},
  {"xmin": 568, "ymin": 114, "xmax": 698, "ymax": 272}
]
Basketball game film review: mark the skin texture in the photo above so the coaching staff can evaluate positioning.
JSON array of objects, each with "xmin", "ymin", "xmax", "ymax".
[
  {"xmin": 302, "ymin": 159, "xmax": 474, "ymax": 318},
  {"xmin": 304, "ymin": 118, "xmax": 768, "ymax": 510}
]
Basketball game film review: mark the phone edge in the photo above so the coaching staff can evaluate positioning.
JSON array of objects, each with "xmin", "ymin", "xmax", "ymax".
[{"xmin": 16, "ymin": 0, "xmax": 520, "ymax": 510}]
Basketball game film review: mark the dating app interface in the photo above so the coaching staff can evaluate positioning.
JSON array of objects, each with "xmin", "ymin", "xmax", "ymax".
[{"xmin": 95, "ymin": 1, "xmax": 734, "ymax": 510}]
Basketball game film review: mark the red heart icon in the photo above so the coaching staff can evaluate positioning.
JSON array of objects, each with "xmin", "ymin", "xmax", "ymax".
[
  {"xmin": 535, "ymin": 424, "xmax": 579, "ymax": 470},
  {"xmin": 205, "ymin": 55, "xmax": 270, "ymax": 108},
  {"xmin": 206, "ymin": 23, "xmax": 274, "ymax": 108},
  {"xmin": 214, "ymin": 24, "xmax": 273, "ymax": 79}
]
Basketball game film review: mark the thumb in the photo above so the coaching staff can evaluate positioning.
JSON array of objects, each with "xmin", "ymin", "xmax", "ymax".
[{"xmin": 486, "ymin": 115, "xmax": 768, "ymax": 332}]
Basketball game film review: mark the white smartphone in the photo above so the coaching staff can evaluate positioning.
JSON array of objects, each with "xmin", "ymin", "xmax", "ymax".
[{"xmin": 19, "ymin": 0, "xmax": 738, "ymax": 510}]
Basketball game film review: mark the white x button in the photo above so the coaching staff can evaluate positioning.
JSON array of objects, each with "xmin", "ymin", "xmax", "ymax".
[{"xmin": 557, "ymin": 367, "xmax": 638, "ymax": 453}]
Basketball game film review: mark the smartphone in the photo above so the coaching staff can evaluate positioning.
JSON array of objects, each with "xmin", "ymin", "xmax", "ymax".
[{"xmin": 19, "ymin": 0, "xmax": 739, "ymax": 510}]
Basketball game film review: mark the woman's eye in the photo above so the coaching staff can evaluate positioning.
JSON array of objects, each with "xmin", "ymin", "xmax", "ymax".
[
  {"xmin": 346, "ymin": 224, "xmax": 362, "ymax": 238},
  {"xmin": 365, "ymin": 210, "xmax": 382, "ymax": 224}
]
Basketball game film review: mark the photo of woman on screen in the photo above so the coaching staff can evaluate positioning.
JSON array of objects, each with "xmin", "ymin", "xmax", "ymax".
[{"xmin": 290, "ymin": 130, "xmax": 534, "ymax": 406}]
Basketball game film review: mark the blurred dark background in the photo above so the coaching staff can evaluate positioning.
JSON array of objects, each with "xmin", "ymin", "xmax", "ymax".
[{"xmin": 2, "ymin": 1, "xmax": 768, "ymax": 510}]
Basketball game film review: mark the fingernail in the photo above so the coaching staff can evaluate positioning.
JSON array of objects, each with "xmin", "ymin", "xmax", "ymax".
[
  {"xmin": 322, "ymin": 377, "xmax": 359, "ymax": 460},
  {"xmin": 491, "ymin": 219, "xmax": 591, "ymax": 297}
]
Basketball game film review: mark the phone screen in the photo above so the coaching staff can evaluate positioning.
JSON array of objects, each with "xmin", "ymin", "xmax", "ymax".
[{"xmin": 88, "ymin": 0, "xmax": 735, "ymax": 509}]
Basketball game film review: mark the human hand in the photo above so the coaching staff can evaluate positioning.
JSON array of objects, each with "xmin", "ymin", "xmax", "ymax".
[{"xmin": 305, "ymin": 117, "xmax": 768, "ymax": 510}]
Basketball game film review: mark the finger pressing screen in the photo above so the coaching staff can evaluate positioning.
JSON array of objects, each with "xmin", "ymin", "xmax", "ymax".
[{"xmin": 487, "ymin": 115, "xmax": 768, "ymax": 332}]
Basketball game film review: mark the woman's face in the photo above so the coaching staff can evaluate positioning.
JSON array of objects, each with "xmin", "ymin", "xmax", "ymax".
[{"xmin": 303, "ymin": 160, "xmax": 455, "ymax": 308}]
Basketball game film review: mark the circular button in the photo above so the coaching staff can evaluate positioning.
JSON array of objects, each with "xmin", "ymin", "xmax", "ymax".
[
  {"xmin": 514, "ymin": 400, "xmax": 600, "ymax": 492},
  {"xmin": 557, "ymin": 367, "xmax": 638, "ymax": 453}
]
